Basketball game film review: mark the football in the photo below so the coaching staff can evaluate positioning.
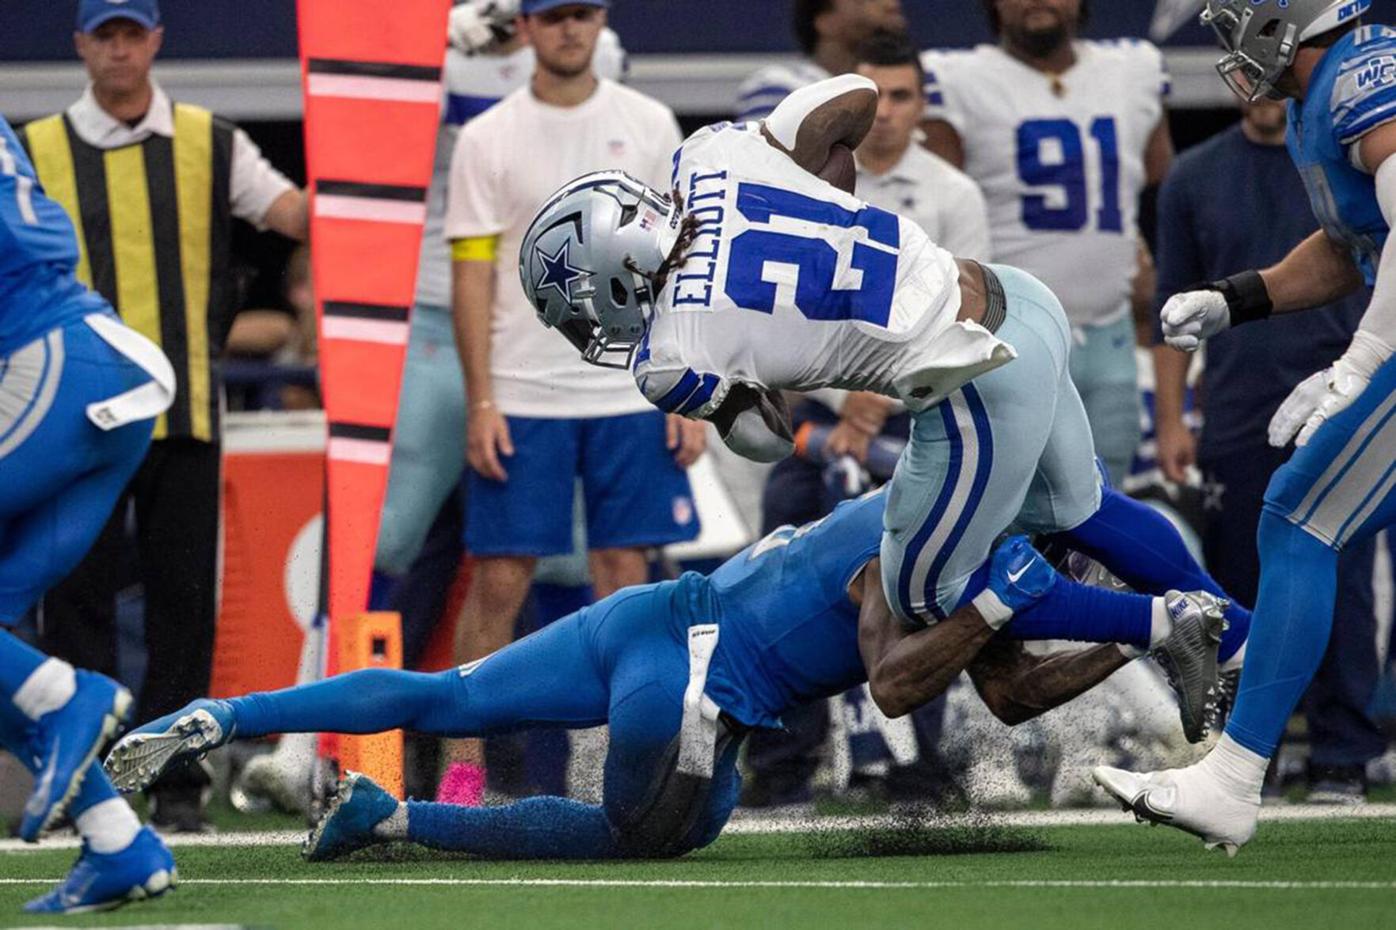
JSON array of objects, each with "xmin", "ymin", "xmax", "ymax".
[{"xmin": 818, "ymin": 143, "xmax": 857, "ymax": 194}]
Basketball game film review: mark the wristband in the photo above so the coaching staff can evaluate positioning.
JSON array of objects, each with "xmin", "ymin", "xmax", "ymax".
[
  {"xmin": 971, "ymin": 588, "xmax": 1014, "ymax": 631},
  {"xmin": 1211, "ymin": 270, "xmax": 1273, "ymax": 327}
]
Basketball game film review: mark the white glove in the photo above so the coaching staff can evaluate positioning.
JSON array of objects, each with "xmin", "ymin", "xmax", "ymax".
[
  {"xmin": 1268, "ymin": 370, "xmax": 1328, "ymax": 448},
  {"xmin": 448, "ymin": 0, "xmax": 519, "ymax": 55},
  {"xmin": 1160, "ymin": 289, "xmax": 1230, "ymax": 352},
  {"xmin": 1269, "ymin": 331, "xmax": 1394, "ymax": 448}
]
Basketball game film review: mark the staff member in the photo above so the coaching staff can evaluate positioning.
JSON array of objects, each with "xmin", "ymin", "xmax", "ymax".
[
  {"xmin": 442, "ymin": 0, "xmax": 704, "ymax": 804},
  {"xmin": 22, "ymin": 0, "xmax": 307, "ymax": 831}
]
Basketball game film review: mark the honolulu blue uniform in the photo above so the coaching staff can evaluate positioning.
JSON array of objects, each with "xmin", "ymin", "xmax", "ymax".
[
  {"xmin": 0, "ymin": 114, "xmax": 169, "ymax": 624},
  {"xmin": 1224, "ymin": 24, "xmax": 1396, "ymax": 760}
]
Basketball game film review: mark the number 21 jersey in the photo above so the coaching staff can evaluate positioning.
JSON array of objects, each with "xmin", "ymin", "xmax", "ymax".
[
  {"xmin": 922, "ymin": 40, "xmax": 1167, "ymax": 328},
  {"xmin": 635, "ymin": 122, "xmax": 1014, "ymax": 419}
]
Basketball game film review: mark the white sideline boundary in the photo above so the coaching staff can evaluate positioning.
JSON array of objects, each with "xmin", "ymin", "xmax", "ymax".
[{"xmin": 1, "ymin": 803, "xmax": 1393, "ymax": 855}]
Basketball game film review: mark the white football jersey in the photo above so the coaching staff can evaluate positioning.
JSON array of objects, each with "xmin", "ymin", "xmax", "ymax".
[
  {"xmin": 922, "ymin": 40, "xmax": 1168, "ymax": 328},
  {"xmin": 635, "ymin": 122, "xmax": 1015, "ymax": 418}
]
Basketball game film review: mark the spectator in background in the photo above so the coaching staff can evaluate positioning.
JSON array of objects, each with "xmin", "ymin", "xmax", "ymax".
[
  {"xmin": 1153, "ymin": 98, "xmax": 1384, "ymax": 803},
  {"xmin": 441, "ymin": 0, "xmax": 704, "ymax": 807},
  {"xmin": 734, "ymin": 0, "xmax": 905, "ymax": 121},
  {"xmin": 923, "ymin": 0, "xmax": 1173, "ymax": 485},
  {"xmin": 21, "ymin": 0, "xmax": 307, "ymax": 831},
  {"xmin": 225, "ymin": 246, "xmax": 318, "ymax": 410},
  {"xmin": 741, "ymin": 33, "xmax": 994, "ymax": 811}
]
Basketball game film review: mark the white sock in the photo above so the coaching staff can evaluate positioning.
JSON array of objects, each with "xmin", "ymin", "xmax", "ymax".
[
  {"xmin": 372, "ymin": 803, "xmax": 409, "ymax": 840},
  {"xmin": 1221, "ymin": 640, "xmax": 1247, "ymax": 673},
  {"xmin": 74, "ymin": 798, "xmax": 142, "ymax": 854},
  {"xmin": 1147, "ymin": 597, "xmax": 1171, "ymax": 650},
  {"xmin": 1200, "ymin": 733, "xmax": 1267, "ymax": 803},
  {"xmin": 12, "ymin": 658, "xmax": 77, "ymax": 721}
]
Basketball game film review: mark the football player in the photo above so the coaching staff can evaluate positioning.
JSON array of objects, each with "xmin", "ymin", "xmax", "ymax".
[
  {"xmin": 922, "ymin": 0, "xmax": 1174, "ymax": 486},
  {"xmin": 1096, "ymin": 0, "xmax": 1396, "ymax": 855},
  {"xmin": 517, "ymin": 74, "xmax": 1252, "ymax": 741},
  {"xmin": 108, "ymin": 491, "xmax": 1225, "ymax": 861},
  {"xmin": 0, "ymin": 114, "xmax": 176, "ymax": 914}
]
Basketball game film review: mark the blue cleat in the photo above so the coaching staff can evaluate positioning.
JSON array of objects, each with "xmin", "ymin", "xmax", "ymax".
[
  {"xmin": 23, "ymin": 826, "xmax": 177, "ymax": 914},
  {"xmin": 303, "ymin": 772, "xmax": 400, "ymax": 862},
  {"xmin": 103, "ymin": 699, "xmax": 235, "ymax": 794},
  {"xmin": 984, "ymin": 535, "xmax": 1058, "ymax": 614},
  {"xmin": 20, "ymin": 670, "xmax": 132, "ymax": 842}
]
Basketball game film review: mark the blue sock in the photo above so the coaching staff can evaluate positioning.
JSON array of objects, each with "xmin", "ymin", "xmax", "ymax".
[
  {"xmin": 1004, "ymin": 577, "xmax": 1153, "ymax": 648},
  {"xmin": 407, "ymin": 796, "xmax": 620, "ymax": 859},
  {"xmin": 68, "ymin": 762, "xmax": 121, "ymax": 818},
  {"xmin": 0, "ymin": 630, "xmax": 50, "ymax": 700},
  {"xmin": 1052, "ymin": 487, "xmax": 1252, "ymax": 662},
  {"xmin": 1225, "ymin": 509, "xmax": 1338, "ymax": 758},
  {"xmin": 0, "ymin": 697, "xmax": 35, "ymax": 768},
  {"xmin": 230, "ymin": 669, "xmax": 460, "ymax": 739}
]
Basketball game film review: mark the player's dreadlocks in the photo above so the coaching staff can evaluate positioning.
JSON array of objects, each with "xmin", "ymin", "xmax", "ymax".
[
  {"xmin": 625, "ymin": 190, "xmax": 703, "ymax": 293},
  {"xmin": 982, "ymin": 0, "xmax": 1090, "ymax": 36}
]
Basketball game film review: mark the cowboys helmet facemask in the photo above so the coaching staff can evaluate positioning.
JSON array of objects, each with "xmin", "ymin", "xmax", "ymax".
[
  {"xmin": 519, "ymin": 171, "xmax": 681, "ymax": 370},
  {"xmin": 1201, "ymin": 0, "xmax": 1370, "ymax": 102}
]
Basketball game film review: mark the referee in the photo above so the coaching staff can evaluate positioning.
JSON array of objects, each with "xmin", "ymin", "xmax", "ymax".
[{"xmin": 21, "ymin": 0, "xmax": 307, "ymax": 831}]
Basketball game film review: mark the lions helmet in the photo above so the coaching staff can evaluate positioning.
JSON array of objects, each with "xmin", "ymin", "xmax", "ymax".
[
  {"xmin": 519, "ymin": 171, "xmax": 680, "ymax": 369},
  {"xmin": 1201, "ymin": 0, "xmax": 1371, "ymax": 102}
]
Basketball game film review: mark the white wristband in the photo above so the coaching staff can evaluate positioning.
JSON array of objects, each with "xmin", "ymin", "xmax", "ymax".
[{"xmin": 972, "ymin": 588, "xmax": 1014, "ymax": 631}]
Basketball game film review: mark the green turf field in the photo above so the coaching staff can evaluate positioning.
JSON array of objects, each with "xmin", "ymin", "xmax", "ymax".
[{"xmin": 2, "ymin": 815, "xmax": 1393, "ymax": 929}]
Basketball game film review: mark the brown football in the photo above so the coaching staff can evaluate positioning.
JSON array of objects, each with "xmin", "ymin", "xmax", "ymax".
[{"xmin": 818, "ymin": 143, "xmax": 857, "ymax": 195}]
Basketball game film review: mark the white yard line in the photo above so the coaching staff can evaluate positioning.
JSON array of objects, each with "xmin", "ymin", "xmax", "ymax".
[
  {"xmin": 1, "ymin": 803, "xmax": 1392, "ymax": 855},
  {"xmin": 0, "ymin": 878, "xmax": 1394, "ymax": 890}
]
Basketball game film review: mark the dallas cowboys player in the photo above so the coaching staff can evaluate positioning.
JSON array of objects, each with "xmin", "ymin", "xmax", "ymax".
[
  {"xmin": 518, "ymin": 74, "xmax": 1252, "ymax": 741},
  {"xmin": 108, "ymin": 490, "xmax": 1226, "ymax": 860},
  {"xmin": 1095, "ymin": 0, "xmax": 1396, "ymax": 854},
  {"xmin": 0, "ymin": 114, "xmax": 176, "ymax": 913}
]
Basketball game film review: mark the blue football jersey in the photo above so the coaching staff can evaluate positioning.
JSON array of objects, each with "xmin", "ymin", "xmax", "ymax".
[
  {"xmin": 701, "ymin": 490, "xmax": 886, "ymax": 727},
  {"xmin": 0, "ymin": 115, "xmax": 108, "ymax": 355},
  {"xmin": 1288, "ymin": 25, "xmax": 1396, "ymax": 285}
]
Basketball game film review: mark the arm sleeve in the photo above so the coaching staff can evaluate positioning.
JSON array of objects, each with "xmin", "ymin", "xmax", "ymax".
[
  {"xmin": 1355, "ymin": 154, "xmax": 1396, "ymax": 345},
  {"xmin": 229, "ymin": 127, "xmax": 296, "ymax": 229},
  {"xmin": 444, "ymin": 123, "xmax": 506, "ymax": 241},
  {"xmin": 1151, "ymin": 165, "xmax": 1205, "ymax": 345}
]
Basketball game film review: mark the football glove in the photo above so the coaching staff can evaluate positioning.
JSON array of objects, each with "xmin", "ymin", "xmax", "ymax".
[
  {"xmin": 448, "ymin": 0, "xmax": 520, "ymax": 55},
  {"xmin": 1269, "ymin": 331, "xmax": 1394, "ymax": 448},
  {"xmin": 1161, "ymin": 271, "xmax": 1272, "ymax": 352}
]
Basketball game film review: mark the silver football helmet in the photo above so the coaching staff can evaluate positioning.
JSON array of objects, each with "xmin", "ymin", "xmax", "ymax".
[
  {"xmin": 519, "ymin": 170, "xmax": 680, "ymax": 369},
  {"xmin": 1201, "ymin": 0, "xmax": 1370, "ymax": 102}
]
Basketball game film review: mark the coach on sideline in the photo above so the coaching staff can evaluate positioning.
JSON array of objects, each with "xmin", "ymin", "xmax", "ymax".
[
  {"xmin": 441, "ymin": 0, "xmax": 705, "ymax": 801},
  {"xmin": 21, "ymin": 0, "xmax": 307, "ymax": 831}
]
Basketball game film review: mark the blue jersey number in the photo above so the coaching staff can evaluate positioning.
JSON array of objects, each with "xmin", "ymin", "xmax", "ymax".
[
  {"xmin": 724, "ymin": 182, "xmax": 900, "ymax": 326},
  {"xmin": 1016, "ymin": 116, "xmax": 1123, "ymax": 233}
]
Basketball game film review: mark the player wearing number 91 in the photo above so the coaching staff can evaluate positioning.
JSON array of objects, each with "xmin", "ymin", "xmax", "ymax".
[
  {"xmin": 518, "ymin": 72, "xmax": 1254, "ymax": 714},
  {"xmin": 1096, "ymin": 0, "xmax": 1396, "ymax": 856},
  {"xmin": 922, "ymin": 0, "xmax": 1174, "ymax": 487}
]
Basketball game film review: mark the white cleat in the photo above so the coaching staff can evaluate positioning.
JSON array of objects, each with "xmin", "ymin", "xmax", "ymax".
[{"xmin": 1091, "ymin": 762, "xmax": 1259, "ymax": 857}]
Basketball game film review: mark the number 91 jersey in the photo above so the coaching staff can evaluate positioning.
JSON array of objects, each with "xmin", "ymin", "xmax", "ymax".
[
  {"xmin": 922, "ymin": 40, "xmax": 1168, "ymax": 328},
  {"xmin": 635, "ymin": 122, "xmax": 1014, "ymax": 418}
]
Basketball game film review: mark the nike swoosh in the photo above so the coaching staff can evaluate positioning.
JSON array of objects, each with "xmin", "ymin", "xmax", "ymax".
[{"xmin": 1007, "ymin": 561, "xmax": 1035, "ymax": 584}]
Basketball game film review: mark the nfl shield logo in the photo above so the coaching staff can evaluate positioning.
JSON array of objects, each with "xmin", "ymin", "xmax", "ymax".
[
  {"xmin": 609, "ymin": 139, "xmax": 627, "ymax": 156},
  {"xmin": 673, "ymin": 496, "xmax": 694, "ymax": 526}
]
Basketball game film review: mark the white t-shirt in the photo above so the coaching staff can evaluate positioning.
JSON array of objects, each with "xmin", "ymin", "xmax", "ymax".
[
  {"xmin": 415, "ymin": 30, "xmax": 628, "ymax": 310},
  {"xmin": 856, "ymin": 144, "xmax": 992, "ymax": 263},
  {"xmin": 635, "ymin": 122, "xmax": 1013, "ymax": 417},
  {"xmin": 445, "ymin": 78, "xmax": 682, "ymax": 418},
  {"xmin": 922, "ymin": 40, "xmax": 1167, "ymax": 328}
]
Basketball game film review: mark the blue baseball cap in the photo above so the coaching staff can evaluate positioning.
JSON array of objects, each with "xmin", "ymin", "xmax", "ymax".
[
  {"xmin": 521, "ymin": 0, "xmax": 608, "ymax": 14},
  {"xmin": 77, "ymin": 0, "xmax": 161, "ymax": 33}
]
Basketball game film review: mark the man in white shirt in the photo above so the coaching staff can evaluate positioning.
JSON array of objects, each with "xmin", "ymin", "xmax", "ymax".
[
  {"xmin": 734, "ymin": 0, "xmax": 906, "ymax": 121},
  {"xmin": 21, "ymin": 0, "xmax": 306, "ymax": 833},
  {"xmin": 442, "ymin": 0, "xmax": 704, "ymax": 803}
]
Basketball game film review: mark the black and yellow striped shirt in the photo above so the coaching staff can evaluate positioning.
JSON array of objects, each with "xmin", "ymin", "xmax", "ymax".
[{"xmin": 21, "ymin": 103, "xmax": 234, "ymax": 442}]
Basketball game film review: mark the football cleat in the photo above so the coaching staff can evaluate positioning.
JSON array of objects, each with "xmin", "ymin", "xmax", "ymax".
[
  {"xmin": 23, "ymin": 826, "xmax": 176, "ymax": 915},
  {"xmin": 104, "ymin": 699, "xmax": 235, "ymax": 794},
  {"xmin": 1152, "ymin": 591, "xmax": 1227, "ymax": 743},
  {"xmin": 1092, "ymin": 762, "xmax": 1259, "ymax": 857},
  {"xmin": 20, "ymin": 670, "xmax": 132, "ymax": 842},
  {"xmin": 303, "ymin": 772, "xmax": 400, "ymax": 862}
]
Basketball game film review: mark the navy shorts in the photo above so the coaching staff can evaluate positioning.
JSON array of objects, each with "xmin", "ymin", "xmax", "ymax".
[{"xmin": 465, "ymin": 411, "xmax": 700, "ymax": 557}]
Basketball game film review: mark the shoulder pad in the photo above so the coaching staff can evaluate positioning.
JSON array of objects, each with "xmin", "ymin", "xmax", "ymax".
[{"xmin": 1331, "ymin": 31, "xmax": 1396, "ymax": 146}]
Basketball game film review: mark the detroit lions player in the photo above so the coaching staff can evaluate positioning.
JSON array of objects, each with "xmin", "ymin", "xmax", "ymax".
[
  {"xmin": 0, "ymin": 114, "xmax": 176, "ymax": 913},
  {"xmin": 108, "ymin": 491, "xmax": 1226, "ymax": 860},
  {"xmin": 518, "ymin": 74, "xmax": 1252, "ymax": 741},
  {"xmin": 1095, "ymin": 0, "xmax": 1396, "ymax": 854},
  {"xmin": 921, "ymin": 0, "xmax": 1174, "ymax": 486}
]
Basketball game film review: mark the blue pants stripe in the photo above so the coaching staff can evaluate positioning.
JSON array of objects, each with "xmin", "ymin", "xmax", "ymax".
[
  {"xmin": 896, "ymin": 398, "xmax": 963, "ymax": 619},
  {"xmin": 921, "ymin": 385, "xmax": 994, "ymax": 620},
  {"xmin": 1294, "ymin": 392, "xmax": 1396, "ymax": 528}
]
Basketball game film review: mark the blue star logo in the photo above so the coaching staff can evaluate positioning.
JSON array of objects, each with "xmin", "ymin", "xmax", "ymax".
[{"xmin": 534, "ymin": 241, "xmax": 591, "ymax": 303}]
